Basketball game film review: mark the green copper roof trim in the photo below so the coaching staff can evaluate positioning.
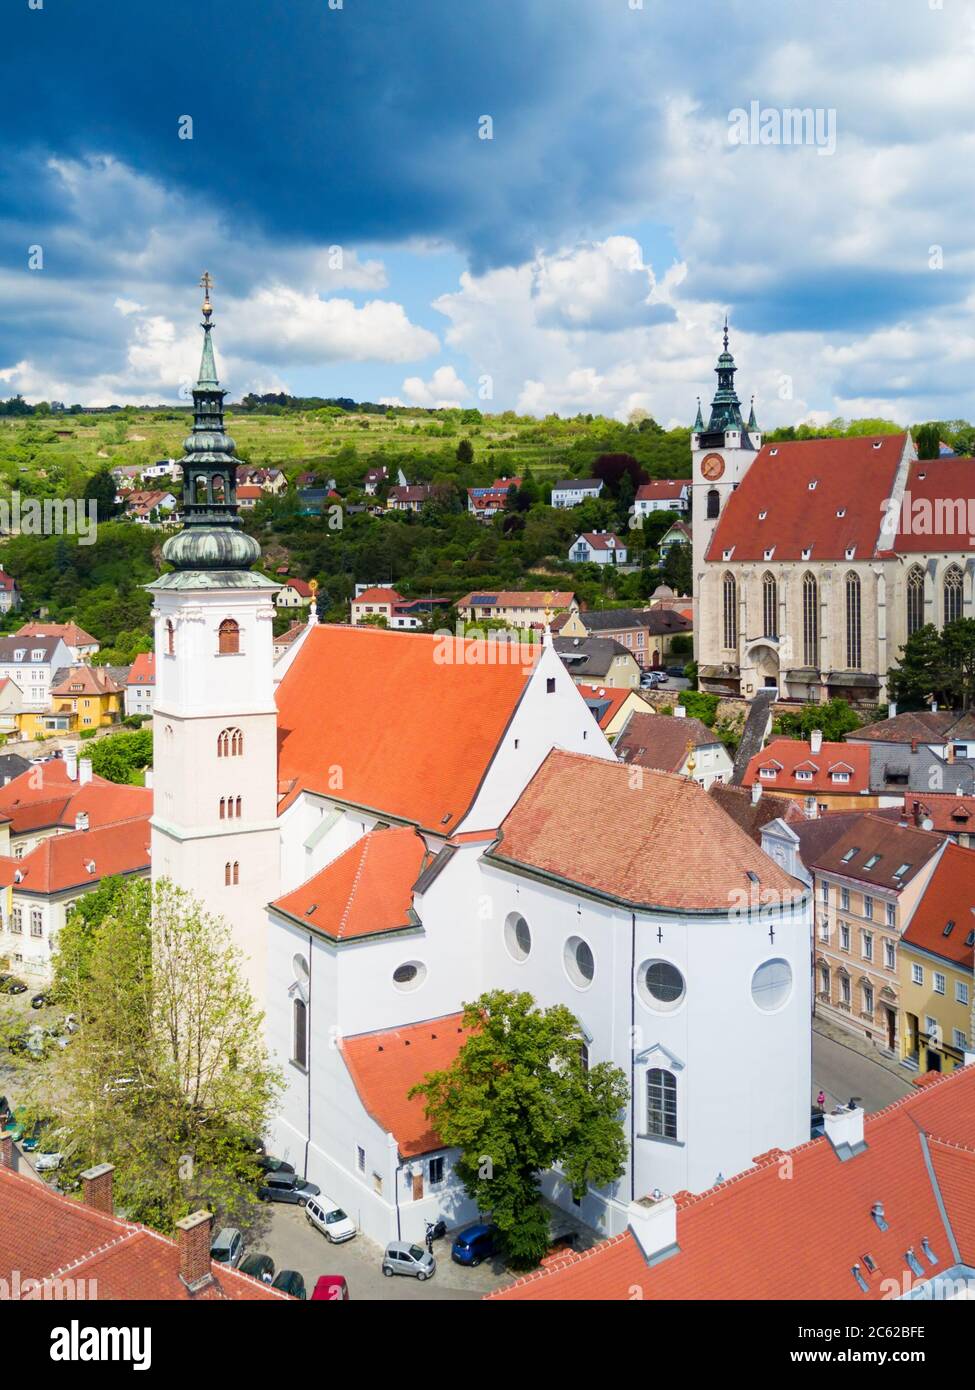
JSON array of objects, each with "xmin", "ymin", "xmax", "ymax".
[
  {"xmin": 197, "ymin": 324, "xmax": 219, "ymax": 388},
  {"xmin": 148, "ymin": 568, "xmax": 280, "ymax": 592}
]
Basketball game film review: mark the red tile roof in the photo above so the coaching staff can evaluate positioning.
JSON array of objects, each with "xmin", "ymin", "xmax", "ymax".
[
  {"xmin": 614, "ymin": 710, "xmax": 721, "ymax": 774},
  {"xmin": 353, "ymin": 587, "xmax": 403, "ymax": 604},
  {"xmin": 635, "ymin": 479, "xmax": 690, "ymax": 502},
  {"xmin": 340, "ymin": 1014, "xmax": 472, "ymax": 1157},
  {"xmin": 270, "ymin": 827, "xmax": 427, "ymax": 941},
  {"xmin": 0, "ymin": 1166, "xmax": 285, "ymax": 1300},
  {"xmin": 16, "ymin": 621, "xmax": 99, "ymax": 648},
  {"xmin": 0, "ymin": 763, "xmax": 151, "ymax": 835},
  {"xmin": 743, "ymin": 738, "xmax": 872, "ymax": 795},
  {"xmin": 51, "ymin": 665, "xmax": 122, "ymax": 698},
  {"xmin": 901, "ymin": 843, "xmax": 975, "ymax": 969},
  {"xmin": 896, "ymin": 458, "xmax": 975, "ymax": 551},
  {"xmin": 489, "ymin": 1064, "xmax": 975, "ymax": 1301},
  {"xmin": 281, "ymin": 577, "xmax": 313, "ymax": 597},
  {"xmin": 804, "ymin": 812, "xmax": 945, "ymax": 891},
  {"xmin": 576, "ymin": 685, "xmax": 641, "ymax": 729},
  {"xmin": 900, "ymin": 792, "xmax": 975, "ymax": 835},
  {"xmin": 3, "ymin": 814, "xmax": 151, "ymax": 894},
  {"xmin": 488, "ymin": 749, "xmax": 800, "ymax": 912},
  {"xmin": 236, "ymin": 484, "xmax": 262, "ymax": 500},
  {"xmin": 576, "ymin": 532, "xmax": 626, "ymax": 551},
  {"xmin": 126, "ymin": 651, "xmax": 156, "ymax": 687},
  {"xmin": 706, "ymin": 434, "xmax": 909, "ymax": 562},
  {"xmin": 275, "ymin": 625, "xmax": 536, "ymax": 829}
]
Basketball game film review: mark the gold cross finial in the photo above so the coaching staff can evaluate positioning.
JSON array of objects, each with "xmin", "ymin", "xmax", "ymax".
[{"xmin": 200, "ymin": 270, "xmax": 214, "ymax": 317}]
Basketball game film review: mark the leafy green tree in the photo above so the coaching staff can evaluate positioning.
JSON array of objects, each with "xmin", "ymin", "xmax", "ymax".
[
  {"xmin": 54, "ymin": 875, "xmax": 151, "ymax": 994},
  {"xmin": 774, "ymin": 698, "xmax": 862, "ymax": 741},
  {"xmin": 83, "ymin": 469, "xmax": 122, "ymax": 520},
  {"xmin": 88, "ymin": 728, "xmax": 153, "ymax": 783},
  {"xmin": 410, "ymin": 990, "xmax": 628, "ymax": 1270},
  {"xmin": 660, "ymin": 541, "xmax": 692, "ymax": 595},
  {"xmin": 52, "ymin": 879, "xmax": 283, "ymax": 1235},
  {"xmin": 888, "ymin": 620, "xmax": 975, "ymax": 710},
  {"xmin": 914, "ymin": 423, "xmax": 941, "ymax": 460},
  {"xmin": 456, "ymin": 438, "xmax": 474, "ymax": 466}
]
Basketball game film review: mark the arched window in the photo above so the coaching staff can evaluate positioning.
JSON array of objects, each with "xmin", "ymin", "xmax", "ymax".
[
  {"xmin": 212, "ymin": 474, "xmax": 226, "ymax": 503},
  {"xmin": 224, "ymin": 860, "xmax": 239, "ymax": 886},
  {"xmin": 802, "ymin": 572, "xmax": 818, "ymax": 667},
  {"xmin": 845, "ymin": 571, "xmax": 861, "ymax": 669},
  {"xmin": 233, "ymin": 861, "xmax": 239, "ymax": 884},
  {"xmin": 762, "ymin": 571, "xmax": 778, "ymax": 639},
  {"xmin": 224, "ymin": 861, "xmax": 232, "ymax": 885},
  {"xmin": 217, "ymin": 727, "xmax": 243, "ymax": 758},
  {"xmin": 722, "ymin": 572, "xmax": 738, "ymax": 650},
  {"xmin": 218, "ymin": 618, "xmax": 240, "ymax": 655},
  {"xmin": 943, "ymin": 565, "xmax": 963, "ymax": 626},
  {"xmin": 646, "ymin": 1068, "xmax": 677, "ymax": 1140},
  {"xmin": 293, "ymin": 998, "xmax": 308, "ymax": 1069},
  {"xmin": 219, "ymin": 797, "xmax": 226, "ymax": 820},
  {"xmin": 818, "ymin": 962, "xmax": 830, "ymax": 999},
  {"xmin": 706, "ymin": 488, "xmax": 720, "ymax": 520},
  {"xmin": 194, "ymin": 474, "xmax": 207, "ymax": 504},
  {"xmin": 235, "ymin": 796, "xmax": 242, "ymax": 818},
  {"xmin": 165, "ymin": 619, "xmax": 175, "ymax": 656},
  {"xmin": 906, "ymin": 566, "xmax": 925, "ymax": 636}
]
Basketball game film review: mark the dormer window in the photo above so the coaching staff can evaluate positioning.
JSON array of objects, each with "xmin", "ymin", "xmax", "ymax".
[
  {"xmin": 758, "ymin": 510, "xmax": 767, "ymax": 520},
  {"xmin": 830, "ymin": 771, "xmax": 850, "ymax": 783},
  {"xmin": 31, "ymin": 649, "xmax": 44, "ymax": 661},
  {"xmin": 759, "ymin": 766, "xmax": 778, "ymax": 780},
  {"xmin": 836, "ymin": 508, "xmax": 846, "ymax": 518},
  {"xmin": 845, "ymin": 547, "xmax": 856, "ymax": 560},
  {"xmin": 808, "ymin": 480, "xmax": 818, "ymax": 491},
  {"xmin": 13, "ymin": 649, "xmax": 25, "ymax": 662},
  {"xmin": 763, "ymin": 547, "xmax": 775, "ymax": 561},
  {"xmin": 795, "ymin": 769, "xmax": 813, "ymax": 781},
  {"xmin": 769, "ymin": 448, "xmax": 779, "ymax": 457},
  {"xmin": 722, "ymin": 548, "xmax": 735, "ymax": 561},
  {"xmin": 801, "ymin": 547, "xmax": 812, "ymax": 560},
  {"xmin": 872, "ymin": 441, "xmax": 883, "ymax": 449}
]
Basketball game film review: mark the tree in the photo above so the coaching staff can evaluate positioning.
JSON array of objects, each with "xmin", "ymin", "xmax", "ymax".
[
  {"xmin": 591, "ymin": 452, "xmax": 646, "ymax": 498},
  {"xmin": 409, "ymin": 990, "xmax": 628, "ymax": 1270},
  {"xmin": 774, "ymin": 697, "xmax": 862, "ymax": 742},
  {"xmin": 888, "ymin": 619, "xmax": 975, "ymax": 710},
  {"xmin": 53, "ymin": 874, "xmax": 151, "ymax": 994},
  {"xmin": 455, "ymin": 438, "xmax": 474, "ymax": 466},
  {"xmin": 660, "ymin": 541, "xmax": 692, "ymax": 596},
  {"xmin": 83, "ymin": 470, "xmax": 122, "ymax": 521},
  {"xmin": 88, "ymin": 728, "xmax": 153, "ymax": 783},
  {"xmin": 914, "ymin": 423, "xmax": 941, "ymax": 461},
  {"xmin": 52, "ymin": 879, "xmax": 283, "ymax": 1235}
]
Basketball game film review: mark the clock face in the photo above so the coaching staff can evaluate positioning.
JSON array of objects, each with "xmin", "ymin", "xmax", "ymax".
[{"xmin": 701, "ymin": 453, "xmax": 725, "ymax": 481}]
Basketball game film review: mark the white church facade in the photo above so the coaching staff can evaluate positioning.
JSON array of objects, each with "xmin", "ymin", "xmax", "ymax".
[{"xmin": 151, "ymin": 287, "xmax": 813, "ymax": 1248}]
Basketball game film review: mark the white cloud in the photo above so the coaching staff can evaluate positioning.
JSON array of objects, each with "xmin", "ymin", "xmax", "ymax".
[{"xmin": 400, "ymin": 365, "xmax": 471, "ymax": 407}]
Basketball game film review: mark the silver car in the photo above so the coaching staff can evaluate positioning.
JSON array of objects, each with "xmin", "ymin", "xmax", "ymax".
[{"xmin": 382, "ymin": 1241, "xmax": 436, "ymax": 1281}]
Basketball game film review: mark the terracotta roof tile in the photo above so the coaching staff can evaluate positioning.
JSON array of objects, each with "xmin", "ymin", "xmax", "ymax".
[
  {"xmin": 901, "ymin": 843, "xmax": 975, "ymax": 968},
  {"xmin": 270, "ymin": 827, "xmax": 426, "ymax": 940},
  {"xmin": 805, "ymin": 812, "xmax": 945, "ymax": 890},
  {"xmin": 4, "ymin": 814, "xmax": 151, "ymax": 893},
  {"xmin": 126, "ymin": 652, "xmax": 156, "ymax": 687},
  {"xmin": 615, "ymin": 711, "xmax": 719, "ymax": 774},
  {"xmin": 743, "ymin": 738, "xmax": 872, "ymax": 795}
]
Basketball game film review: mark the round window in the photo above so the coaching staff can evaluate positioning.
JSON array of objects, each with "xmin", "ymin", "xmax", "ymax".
[
  {"xmin": 564, "ymin": 936, "xmax": 595, "ymax": 988},
  {"xmin": 504, "ymin": 913, "xmax": 531, "ymax": 962},
  {"xmin": 751, "ymin": 958, "xmax": 793, "ymax": 1012},
  {"xmin": 392, "ymin": 961, "xmax": 427, "ymax": 991},
  {"xmin": 639, "ymin": 960, "xmax": 686, "ymax": 1011}
]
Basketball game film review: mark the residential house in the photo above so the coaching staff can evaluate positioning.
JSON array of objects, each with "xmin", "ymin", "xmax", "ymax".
[
  {"xmin": 275, "ymin": 578, "xmax": 314, "ymax": 610},
  {"xmin": 898, "ymin": 843, "xmax": 975, "ymax": 1075},
  {"xmin": 553, "ymin": 636, "xmax": 643, "ymax": 688},
  {"xmin": 349, "ymin": 587, "xmax": 447, "ymax": 630},
  {"xmin": 550, "ymin": 478, "xmax": 604, "ymax": 508},
  {"xmin": 363, "ymin": 466, "xmax": 388, "ymax": 495},
  {"xmin": 124, "ymin": 652, "xmax": 156, "ymax": 719},
  {"xmin": 236, "ymin": 484, "xmax": 263, "ymax": 510},
  {"xmin": 48, "ymin": 666, "xmax": 123, "ymax": 732},
  {"xmin": 0, "ymin": 1151, "xmax": 286, "ymax": 1300},
  {"xmin": 0, "ymin": 755, "xmax": 151, "ymax": 860},
  {"xmin": 456, "ymin": 590, "xmax": 579, "ymax": 628},
  {"xmin": 141, "ymin": 458, "xmax": 180, "ymax": 481},
  {"xmin": 125, "ymin": 489, "xmax": 179, "ymax": 524},
  {"xmin": 351, "ymin": 587, "xmax": 406, "ymax": 627},
  {"xmin": 0, "ymin": 567, "xmax": 21, "ymax": 613},
  {"xmin": 615, "ymin": 709, "xmax": 735, "ymax": 790},
  {"xmin": 467, "ymin": 477, "xmax": 521, "ymax": 520},
  {"xmin": 742, "ymin": 733, "xmax": 876, "ymax": 813},
  {"xmin": 896, "ymin": 793, "xmax": 975, "ymax": 848},
  {"xmin": 0, "ymin": 680, "xmax": 23, "ymax": 741},
  {"xmin": 633, "ymin": 478, "xmax": 691, "ymax": 517},
  {"xmin": 15, "ymin": 622, "xmax": 99, "ymax": 664},
  {"xmin": 555, "ymin": 606, "xmax": 692, "ymax": 670},
  {"xmin": 659, "ymin": 520, "xmax": 692, "ymax": 555},
  {"xmin": 489, "ymin": 1066, "xmax": 975, "ymax": 1302},
  {"xmin": 273, "ymin": 621, "xmax": 307, "ymax": 662},
  {"xmin": 568, "ymin": 532, "xmax": 628, "ymax": 566},
  {"xmin": 386, "ymin": 484, "xmax": 440, "ymax": 513},
  {"xmin": 0, "ymin": 635, "xmax": 74, "ymax": 710},
  {"xmin": 576, "ymin": 684, "xmax": 653, "ymax": 741}
]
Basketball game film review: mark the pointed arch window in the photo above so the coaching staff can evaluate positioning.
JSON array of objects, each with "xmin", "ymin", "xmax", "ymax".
[
  {"xmin": 218, "ymin": 618, "xmax": 240, "ymax": 655},
  {"xmin": 845, "ymin": 571, "xmax": 862, "ymax": 669},
  {"xmin": 906, "ymin": 566, "xmax": 925, "ymax": 636},
  {"xmin": 762, "ymin": 571, "xmax": 778, "ymax": 639},
  {"xmin": 802, "ymin": 572, "xmax": 819, "ymax": 667},
  {"xmin": 722, "ymin": 572, "xmax": 738, "ymax": 650},
  {"xmin": 943, "ymin": 565, "xmax": 963, "ymax": 626},
  {"xmin": 217, "ymin": 727, "xmax": 244, "ymax": 758},
  {"xmin": 224, "ymin": 860, "xmax": 240, "ymax": 886},
  {"xmin": 165, "ymin": 620, "xmax": 175, "ymax": 656}
]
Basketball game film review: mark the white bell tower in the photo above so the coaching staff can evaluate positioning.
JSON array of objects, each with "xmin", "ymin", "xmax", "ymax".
[{"xmin": 148, "ymin": 275, "xmax": 280, "ymax": 999}]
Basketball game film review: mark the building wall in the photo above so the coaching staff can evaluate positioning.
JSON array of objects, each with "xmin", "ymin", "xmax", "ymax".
[{"xmin": 899, "ymin": 945, "xmax": 973, "ymax": 1073}]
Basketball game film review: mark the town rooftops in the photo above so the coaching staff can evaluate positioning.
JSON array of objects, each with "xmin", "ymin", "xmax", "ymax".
[
  {"xmin": 457, "ymin": 590, "xmax": 576, "ymax": 611},
  {"xmin": 553, "ymin": 636, "xmax": 634, "ymax": 681},
  {"xmin": 850, "ymin": 709, "xmax": 975, "ymax": 746},
  {"xmin": 486, "ymin": 748, "xmax": 800, "ymax": 913},
  {"xmin": 708, "ymin": 781, "xmax": 807, "ymax": 845},
  {"xmin": 706, "ymin": 433, "xmax": 910, "ymax": 563},
  {"xmin": 270, "ymin": 827, "xmax": 427, "ymax": 941},
  {"xmin": 0, "ymin": 761, "xmax": 151, "ymax": 836},
  {"xmin": 126, "ymin": 652, "xmax": 156, "ymax": 687},
  {"xmin": 563, "ymin": 607, "xmax": 692, "ymax": 636},
  {"xmin": 488, "ymin": 1063, "xmax": 975, "ymax": 1301},
  {"xmin": 743, "ymin": 737, "xmax": 872, "ymax": 795},
  {"xmin": 354, "ymin": 587, "xmax": 404, "ymax": 604},
  {"xmin": 0, "ymin": 1164, "xmax": 284, "ymax": 1301},
  {"xmin": 275, "ymin": 625, "xmax": 539, "ymax": 829},
  {"xmin": 576, "ymin": 684, "xmax": 643, "ymax": 730},
  {"xmin": 901, "ymin": 843, "xmax": 975, "ymax": 969},
  {"xmin": 635, "ymin": 478, "xmax": 690, "ymax": 502},
  {"xmin": 900, "ymin": 792, "xmax": 975, "ymax": 835},
  {"xmin": 803, "ymin": 812, "xmax": 945, "ymax": 890},
  {"xmin": 0, "ymin": 635, "xmax": 65, "ymax": 664},
  {"xmin": 340, "ymin": 1013, "xmax": 472, "ymax": 1158},
  {"xmin": 51, "ymin": 665, "xmax": 122, "ymax": 698},
  {"xmin": 16, "ymin": 621, "xmax": 98, "ymax": 649},
  {"xmin": 2, "ymin": 813, "xmax": 152, "ymax": 894},
  {"xmin": 614, "ymin": 710, "xmax": 721, "ymax": 775}
]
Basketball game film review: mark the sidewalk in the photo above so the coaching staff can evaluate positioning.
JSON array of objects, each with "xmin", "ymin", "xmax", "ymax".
[{"xmin": 813, "ymin": 1012, "xmax": 908, "ymax": 1081}]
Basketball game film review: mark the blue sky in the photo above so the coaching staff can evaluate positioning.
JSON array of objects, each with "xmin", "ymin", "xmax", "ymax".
[{"xmin": 2, "ymin": 0, "xmax": 973, "ymax": 423}]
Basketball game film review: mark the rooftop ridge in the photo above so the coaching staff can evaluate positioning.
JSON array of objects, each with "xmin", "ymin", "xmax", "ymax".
[{"xmin": 485, "ymin": 1231, "xmax": 634, "ymax": 1298}]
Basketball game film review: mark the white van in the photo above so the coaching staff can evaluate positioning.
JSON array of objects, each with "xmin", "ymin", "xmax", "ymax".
[{"xmin": 305, "ymin": 1196, "xmax": 357, "ymax": 1243}]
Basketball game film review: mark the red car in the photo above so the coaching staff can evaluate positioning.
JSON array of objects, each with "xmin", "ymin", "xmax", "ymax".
[{"xmin": 311, "ymin": 1275, "xmax": 350, "ymax": 1302}]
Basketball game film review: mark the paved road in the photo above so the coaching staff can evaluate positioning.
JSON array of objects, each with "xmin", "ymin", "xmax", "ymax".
[{"xmin": 811, "ymin": 1028, "xmax": 913, "ymax": 1115}]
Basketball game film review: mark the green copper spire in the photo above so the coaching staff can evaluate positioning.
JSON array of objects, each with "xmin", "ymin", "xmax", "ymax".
[
  {"xmin": 693, "ymin": 397, "xmax": 704, "ymax": 431},
  {"xmin": 747, "ymin": 395, "xmax": 758, "ymax": 432},
  {"xmin": 197, "ymin": 271, "xmax": 219, "ymax": 387},
  {"xmin": 703, "ymin": 317, "xmax": 745, "ymax": 436}
]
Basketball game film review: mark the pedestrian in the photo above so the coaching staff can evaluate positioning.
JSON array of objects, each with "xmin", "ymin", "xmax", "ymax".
[{"xmin": 816, "ymin": 1089, "xmax": 825, "ymax": 1109}]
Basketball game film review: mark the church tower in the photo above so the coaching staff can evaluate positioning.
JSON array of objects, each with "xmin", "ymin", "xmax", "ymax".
[
  {"xmin": 690, "ymin": 321, "xmax": 761, "ymax": 653},
  {"xmin": 148, "ymin": 275, "xmax": 280, "ymax": 998}
]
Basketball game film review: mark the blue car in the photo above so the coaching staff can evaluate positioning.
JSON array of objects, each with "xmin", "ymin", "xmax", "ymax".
[{"xmin": 451, "ymin": 1223, "xmax": 497, "ymax": 1267}]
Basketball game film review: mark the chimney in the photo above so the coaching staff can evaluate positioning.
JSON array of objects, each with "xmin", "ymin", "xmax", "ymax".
[
  {"xmin": 143, "ymin": 767, "xmax": 153, "ymax": 789},
  {"xmin": 74, "ymin": 811, "xmax": 89, "ymax": 832},
  {"xmin": 79, "ymin": 758, "xmax": 93, "ymax": 786},
  {"xmin": 810, "ymin": 729, "xmax": 823, "ymax": 755},
  {"xmin": 0, "ymin": 1134, "xmax": 13, "ymax": 1170},
  {"xmin": 912, "ymin": 799, "xmax": 922, "ymax": 827},
  {"xmin": 674, "ymin": 704, "xmax": 686, "ymax": 719},
  {"xmin": 65, "ymin": 750, "xmax": 78, "ymax": 781},
  {"xmin": 824, "ymin": 1104, "xmax": 865, "ymax": 1156},
  {"xmin": 80, "ymin": 1162, "xmax": 115, "ymax": 1214},
  {"xmin": 946, "ymin": 743, "xmax": 956, "ymax": 765},
  {"xmin": 175, "ymin": 1210, "xmax": 215, "ymax": 1292},
  {"xmin": 751, "ymin": 782, "xmax": 762, "ymax": 805},
  {"xmin": 888, "ymin": 701, "xmax": 897, "ymax": 718},
  {"xmin": 628, "ymin": 1191, "xmax": 678, "ymax": 1264}
]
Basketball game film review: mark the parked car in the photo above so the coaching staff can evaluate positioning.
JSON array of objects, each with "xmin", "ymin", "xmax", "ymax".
[
  {"xmin": 0, "ymin": 977, "xmax": 27, "ymax": 995},
  {"xmin": 311, "ymin": 1275, "xmax": 350, "ymax": 1301},
  {"xmin": 0, "ymin": 1106, "xmax": 27, "ymax": 1142},
  {"xmin": 665, "ymin": 665, "xmax": 687, "ymax": 678},
  {"xmin": 451, "ymin": 1223, "xmax": 498, "ymax": 1267},
  {"xmin": 30, "ymin": 992, "xmax": 56, "ymax": 1010},
  {"xmin": 238, "ymin": 1253, "xmax": 275, "ymax": 1284},
  {"xmin": 210, "ymin": 1227, "xmax": 244, "ymax": 1268},
  {"xmin": 258, "ymin": 1172, "xmax": 320, "ymax": 1206},
  {"xmin": 381, "ymin": 1242, "xmax": 436, "ymax": 1281},
  {"xmin": 640, "ymin": 670, "xmax": 666, "ymax": 687},
  {"xmin": 305, "ymin": 1196, "xmax": 356, "ymax": 1243},
  {"xmin": 257, "ymin": 1154, "xmax": 295, "ymax": 1176},
  {"xmin": 272, "ymin": 1269, "xmax": 306, "ymax": 1299},
  {"xmin": 34, "ymin": 1151, "xmax": 64, "ymax": 1173}
]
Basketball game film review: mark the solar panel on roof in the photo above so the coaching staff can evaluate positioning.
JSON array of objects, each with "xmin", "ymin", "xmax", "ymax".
[{"xmin": 470, "ymin": 595, "xmax": 496, "ymax": 605}]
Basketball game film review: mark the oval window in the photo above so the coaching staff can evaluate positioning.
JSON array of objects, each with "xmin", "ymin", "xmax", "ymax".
[
  {"xmin": 751, "ymin": 958, "xmax": 793, "ymax": 1012},
  {"xmin": 393, "ymin": 961, "xmax": 427, "ymax": 991},
  {"xmin": 505, "ymin": 912, "xmax": 531, "ymax": 962},
  {"xmin": 564, "ymin": 936, "xmax": 595, "ymax": 988},
  {"xmin": 640, "ymin": 960, "xmax": 686, "ymax": 1011}
]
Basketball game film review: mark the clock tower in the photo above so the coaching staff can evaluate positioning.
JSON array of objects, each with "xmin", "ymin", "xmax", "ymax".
[{"xmin": 690, "ymin": 321, "xmax": 761, "ymax": 652}]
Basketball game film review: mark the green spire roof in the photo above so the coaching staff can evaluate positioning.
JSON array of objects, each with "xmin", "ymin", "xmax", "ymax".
[
  {"xmin": 704, "ymin": 318, "xmax": 745, "ymax": 435},
  {"xmin": 693, "ymin": 397, "xmax": 704, "ymax": 431},
  {"xmin": 747, "ymin": 396, "xmax": 758, "ymax": 432}
]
